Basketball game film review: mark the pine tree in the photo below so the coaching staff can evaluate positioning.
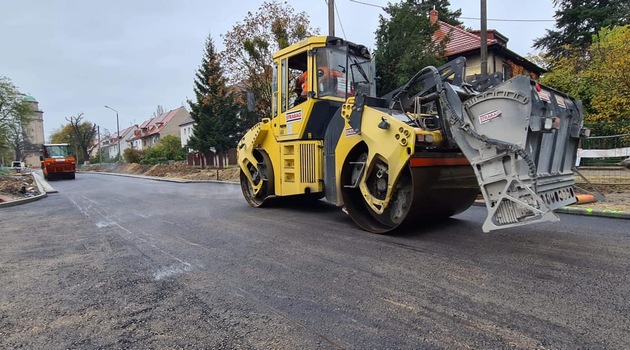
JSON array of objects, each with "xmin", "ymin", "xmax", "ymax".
[
  {"xmin": 534, "ymin": 0, "xmax": 630, "ymax": 60},
  {"xmin": 188, "ymin": 35, "xmax": 240, "ymax": 168},
  {"xmin": 418, "ymin": 0, "xmax": 462, "ymax": 26}
]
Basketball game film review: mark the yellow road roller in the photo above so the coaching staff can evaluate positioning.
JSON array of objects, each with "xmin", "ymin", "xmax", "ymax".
[{"xmin": 237, "ymin": 36, "xmax": 588, "ymax": 233}]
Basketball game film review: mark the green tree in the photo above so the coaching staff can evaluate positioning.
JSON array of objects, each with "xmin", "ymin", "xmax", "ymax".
[
  {"xmin": 50, "ymin": 123, "xmax": 75, "ymax": 144},
  {"xmin": 0, "ymin": 76, "xmax": 31, "ymax": 124},
  {"xmin": 586, "ymin": 26, "xmax": 630, "ymax": 128},
  {"xmin": 188, "ymin": 35, "xmax": 240, "ymax": 168},
  {"xmin": 221, "ymin": 0, "xmax": 317, "ymax": 117},
  {"xmin": 0, "ymin": 76, "xmax": 34, "ymax": 161},
  {"xmin": 538, "ymin": 50, "xmax": 596, "ymax": 114},
  {"xmin": 141, "ymin": 136, "xmax": 185, "ymax": 164},
  {"xmin": 50, "ymin": 115, "xmax": 96, "ymax": 163},
  {"xmin": 418, "ymin": 0, "xmax": 462, "ymax": 26},
  {"xmin": 374, "ymin": 0, "xmax": 450, "ymax": 96},
  {"xmin": 123, "ymin": 147, "xmax": 144, "ymax": 164},
  {"xmin": 4, "ymin": 118, "xmax": 30, "ymax": 161},
  {"xmin": 541, "ymin": 25, "xmax": 630, "ymax": 134},
  {"xmin": 158, "ymin": 135, "xmax": 186, "ymax": 161},
  {"xmin": 534, "ymin": 0, "xmax": 630, "ymax": 61}
]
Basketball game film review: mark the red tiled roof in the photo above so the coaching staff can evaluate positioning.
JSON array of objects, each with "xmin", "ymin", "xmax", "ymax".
[
  {"xmin": 434, "ymin": 21, "xmax": 497, "ymax": 57},
  {"xmin": 128, "ymin": 107, "xmax": 184, "ymax": 141}
]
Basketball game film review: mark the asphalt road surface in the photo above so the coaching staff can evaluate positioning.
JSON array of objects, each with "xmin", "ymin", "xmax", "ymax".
[{"xmin": 1, "ymin": 173, "xmax": 629, "ymax": 349}]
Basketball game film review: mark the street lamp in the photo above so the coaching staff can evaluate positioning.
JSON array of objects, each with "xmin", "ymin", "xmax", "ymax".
[{"xmin": 104, "ymin": 105, "xmax": 121, "ymax": 161}]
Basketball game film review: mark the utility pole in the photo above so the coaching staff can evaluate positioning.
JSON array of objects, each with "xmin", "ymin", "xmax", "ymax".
[
  {"xmin": 480, "ymin": 0, "xmax": 488, "ymax": 75},
  {"xmin": 97, "ymin": 125, "xmax": 102, "ymax": 164},
  {"xmin": 328, "ymin": 0, "xmax": 335, "ymax": 36},
  {"xmin": 104, "ymin": 105, "xmax": 121, "ymax": 162}
]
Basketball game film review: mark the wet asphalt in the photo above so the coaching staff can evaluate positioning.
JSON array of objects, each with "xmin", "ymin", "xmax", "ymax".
[{"xmin": 0, "ymin": 173, "xmax": 629, "ymax": 349}]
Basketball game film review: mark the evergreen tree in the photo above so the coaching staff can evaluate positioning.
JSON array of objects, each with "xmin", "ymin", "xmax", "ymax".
[
  {"xmin": 534, "ymin": 0, "xmax": 630, "ymax": 60},
  {"xmin": 188, "ymin": 35, "xmax": 240, "ymax": 168},
  {"xmin": 418, "ymin": 0, "xmax": 462, "ymax": 26},
  {"xmin": 374, "ymin": 0, "xmax": 450, "ymax": 96}
]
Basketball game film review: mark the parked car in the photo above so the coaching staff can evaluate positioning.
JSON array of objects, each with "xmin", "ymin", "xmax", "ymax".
[{"xmin": 11, "ymin": 161, "xmax": 26, "ymax": 172}]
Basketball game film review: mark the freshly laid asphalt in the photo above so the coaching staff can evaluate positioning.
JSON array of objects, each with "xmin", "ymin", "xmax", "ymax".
[
  {"xmin": 1, "ymin": 172, "xmax": 629, "ymax": 349},
  {"xmin": 5, "ymin": 170, "xmax": 629, "ymax": 219}
]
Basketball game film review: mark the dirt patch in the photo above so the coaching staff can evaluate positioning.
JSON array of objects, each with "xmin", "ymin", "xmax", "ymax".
[
  {"xmin": 574, "ymin": 183, "xmax": 630, "ymax": 212},
  {"xmin": 0, "ymin": 174, "xmax": 41, "ymax": 203},
  {"xmin": 86, "ymin": 163, "xmax": 241, "ymax": 182}
]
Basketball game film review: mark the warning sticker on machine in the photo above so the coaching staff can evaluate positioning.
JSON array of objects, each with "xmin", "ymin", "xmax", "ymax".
[
  {"xmin": 556, "ymin": 96, "xmax": 566, "ymax": 108},
  {"xmin": 345, "ymin": 127, "xmax": 359, "ymax": 136},
  {"xmin": 478, "ymin": 110, "xmax": 502, "ymax": 124},
  {"xmin": 537, "ymin": 90, "xmax": 551, "ymax": 102},
  {"xmin": 286, "ymin": 110, "xmax": 302, "ymax": 123}
]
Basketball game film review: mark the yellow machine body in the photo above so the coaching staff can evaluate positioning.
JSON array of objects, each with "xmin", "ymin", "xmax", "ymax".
[{"xmin": 238, "ymin": 36, "xmax": 586, "ymax": 233}]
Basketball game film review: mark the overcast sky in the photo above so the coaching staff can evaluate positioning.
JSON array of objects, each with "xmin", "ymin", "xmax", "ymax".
[{"xmin": 0, "ymin": 0, "xmax": 556, "ymax": 140}]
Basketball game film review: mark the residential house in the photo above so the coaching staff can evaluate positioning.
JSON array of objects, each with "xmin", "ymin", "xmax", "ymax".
[
  {"xmin": 87, "ymin": 125, "xmax": 137, "ymax": 162},
  {"xmin": 178, "ymin": 114, "xmax": 195, "ymax": 151},
  {"xmin": 431, "ymin": 9, "xmax": 545, "ymax": 82},
  {"xmin": 103, "ymin": 126, "xmax": 137, "ymax": 160},
  {"xmin": 128, "ymin": 106, "xmax": 191, "ymax": 150}
]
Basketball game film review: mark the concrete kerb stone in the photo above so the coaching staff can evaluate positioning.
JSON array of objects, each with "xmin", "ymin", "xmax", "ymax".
[
  {"xmin": 554, "ymin": 206, "xmax": 630, "ymax": 220},
  {"xmin": 0, "ymin": 173, "xmax": 48, "ymax": 208},
  {"xmin": 473, "ymin": 200, "xmax": 630, "ymax": 220},
  {"xmin": 32, "ymin": 172, "xmax": 58, "ymax": 193}
]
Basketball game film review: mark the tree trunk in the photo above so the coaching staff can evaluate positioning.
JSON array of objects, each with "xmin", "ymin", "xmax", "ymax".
[{"xmin": 82, "ymin": 148, "xmax": 90, "ymax": 163}]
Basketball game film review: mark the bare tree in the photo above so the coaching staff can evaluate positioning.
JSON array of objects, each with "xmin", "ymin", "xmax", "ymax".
[
  {"xmin": 5, "ymin": 119, "xmax": 28, "ymax": 161},
  {"xmin": 151, "ymin": 105, "xmax": 165, "ymax": 119},
  {"xmin": 66, "ymin": 113, "xmax": 96, "ymax": 163}
]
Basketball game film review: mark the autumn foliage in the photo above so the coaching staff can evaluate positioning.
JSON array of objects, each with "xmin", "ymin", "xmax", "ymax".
[
  {"xmin": 220, "ymin": 1, "xmax": 317, "ymax": 117},
  {"xmin": 541, "ymin": 25, "xmax": 630, "ymax": 133}
]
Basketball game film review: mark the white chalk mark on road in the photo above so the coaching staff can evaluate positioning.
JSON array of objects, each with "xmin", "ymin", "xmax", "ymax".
[{"xmin": 154, "ymin": 262, "xmax": 192, "ymax": 280}]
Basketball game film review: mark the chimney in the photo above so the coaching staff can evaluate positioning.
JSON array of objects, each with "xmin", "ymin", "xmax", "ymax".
[{"xmin": 430, "ymin": 9, "xmax": 438, "ymax": 25}]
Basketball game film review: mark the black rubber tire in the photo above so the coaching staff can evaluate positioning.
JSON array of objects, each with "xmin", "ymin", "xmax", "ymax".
[{"xmin": 240, "ymin": 151, "xmax": 274, "ymax": 208}]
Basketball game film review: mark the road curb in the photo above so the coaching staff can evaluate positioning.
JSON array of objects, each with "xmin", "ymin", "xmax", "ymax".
[
  {"xmin": 79, "ymin": 171, "xmax": 240, "ymax": 185},
  {"xmin": 554, "ymin": 206, "xmax": 630, "ymax": 219},
  {"xmin": 473, "ymin": 201, "xmax": 630, "ymax": 220},
  {"xmin": 0, "ymin": 173, "xmax": 47, "ymax": 208},
  {"xmin": 32, "ymin": 172, "xmax": 58, "ymax": 193}
]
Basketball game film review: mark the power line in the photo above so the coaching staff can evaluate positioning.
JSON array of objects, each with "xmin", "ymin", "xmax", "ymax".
[
  {"xmin": 349, "ymin": 0, "xmax": 384, "ymax": 9},
  {"xmin": 349, "ymin": 0, "xmax": 556, "ymax": 22},
  {"xmin": 460, "ymin": 16, "xmax": 555, "ymax": 22}
]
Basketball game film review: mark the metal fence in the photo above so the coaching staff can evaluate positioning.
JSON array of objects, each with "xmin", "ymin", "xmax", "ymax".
[{"xmin": 576, "ymin": 121, "xmax": 630, "ymax": 186}]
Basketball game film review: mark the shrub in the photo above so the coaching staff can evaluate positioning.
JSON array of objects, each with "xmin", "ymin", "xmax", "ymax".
[{"xmin": 124, "ymin": 148, "xmax": 144, "ymax": 163}]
